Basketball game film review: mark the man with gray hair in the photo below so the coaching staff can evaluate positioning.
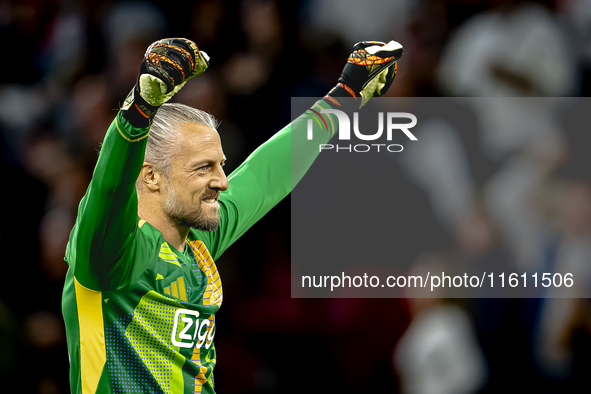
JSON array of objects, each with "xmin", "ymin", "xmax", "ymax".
[{"xmin": 62, "ymin": 37, "xmax": 402, "ymax": 393}]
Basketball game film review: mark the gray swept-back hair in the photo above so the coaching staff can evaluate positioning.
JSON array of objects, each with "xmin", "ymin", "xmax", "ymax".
[{"xmin": 136, "ymin": 102, "xmax": 219, "ymax": 191}]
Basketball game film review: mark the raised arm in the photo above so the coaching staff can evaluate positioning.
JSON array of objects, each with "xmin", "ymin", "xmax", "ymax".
[
  {"xmin": 202, "ymin": 40, "xmax": 404, "ymax": 259},
  {"xmin": 66, "ymin": 38, "xmax": 209, "ymax": 291}
]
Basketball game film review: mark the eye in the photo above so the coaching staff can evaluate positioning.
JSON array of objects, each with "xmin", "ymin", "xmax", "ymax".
[{"xmin": 192, "ymin": 164, "xmax": 210, "ymax": 172}]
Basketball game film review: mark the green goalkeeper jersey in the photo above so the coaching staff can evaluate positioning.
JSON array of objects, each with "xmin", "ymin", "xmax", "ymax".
[{"xmin": 62, "ymin": 100, "xmax": 335, "ymax": 394}]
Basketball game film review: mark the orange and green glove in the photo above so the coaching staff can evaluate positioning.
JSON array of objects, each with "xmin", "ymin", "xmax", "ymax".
[
  {"xmin": 121, "ymin": 38, "xmax": 209, "ymax": 127},
  {"xmin": 325, "ymin": 40, "xmax": 403, "ymax": 109}
]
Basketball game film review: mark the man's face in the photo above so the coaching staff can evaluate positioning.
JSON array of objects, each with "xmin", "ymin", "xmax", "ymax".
[{"xmin": 162, "ymin": 123, "xmax": 229, "ymax": 231}]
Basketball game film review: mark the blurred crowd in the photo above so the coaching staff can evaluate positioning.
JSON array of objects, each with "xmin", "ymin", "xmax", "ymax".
[{"xmin": 1, "ymin": 0, "xmax": 590, "ymax": 393}]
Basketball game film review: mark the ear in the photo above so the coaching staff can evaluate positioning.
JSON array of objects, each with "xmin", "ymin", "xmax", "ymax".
[{"xmin": 139, "ymin": 163, "xmax": 163, "ymax": 192}]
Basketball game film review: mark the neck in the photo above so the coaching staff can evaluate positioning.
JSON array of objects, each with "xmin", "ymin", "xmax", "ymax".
[{"xmin": 138, "ymin": 205, "xmax": 190, "ymax": 252}]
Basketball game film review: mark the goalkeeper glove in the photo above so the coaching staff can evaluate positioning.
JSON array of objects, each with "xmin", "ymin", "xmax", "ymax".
[
  {"xmin": 121, "ymin": 38, "xmax": 210, "ymax": 127},
  {"xmin": 325, "ymin": 40, "xmax": 403, "ymax": 109}
]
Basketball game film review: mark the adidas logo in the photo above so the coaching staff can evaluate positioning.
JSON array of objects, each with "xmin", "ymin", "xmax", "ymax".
[{"xmin": 164, "ymin": 276, "xmax": 188, "ymax": 302}]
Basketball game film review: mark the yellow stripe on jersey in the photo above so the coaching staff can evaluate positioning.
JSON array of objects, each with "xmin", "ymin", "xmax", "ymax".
[
  {"xmin": 171, "ymin": 281, "xmax": 179, "ymax": 299},
  {"xmin": 164, "ymin": 277, "xmax": 187, "ymax": 302},
  {"xmin": 177, "ymin": 277, "xmax": 187, "ymax": 302},
  {"xmin": 310, "ymin": 114, "xmax": 323, "ymax": 131},
  {"xmin": 187, "ymin": 240, "xmax": 223, "ymax": 306},
  {"xmin": 74, "ymin": 277, "xmax": 107, "ymax": 394},
  {"xmin": 115, "ymin": 116, "xmax": 150, "ymax": 143},
  {"xmin": 159, "ymin": 242, "xmax": 182, "ymax": 268},
  {"xmin": 190, "ymin": 347, "xmax": 209, "ymax": 394},
  {"xmin": 313, "ymin": 100, "xmax": 337, "ymax": 137}
]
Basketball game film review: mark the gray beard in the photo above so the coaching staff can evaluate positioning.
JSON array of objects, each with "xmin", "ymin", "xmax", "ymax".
[{"xmin": 163, "ymin": 185, "xmax": 220, "ymax": 232}]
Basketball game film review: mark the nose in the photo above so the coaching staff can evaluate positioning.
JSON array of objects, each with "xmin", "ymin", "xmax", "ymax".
[{"xmin": 211, "ymin": 165, "xmax": 229, "ymax": 192}]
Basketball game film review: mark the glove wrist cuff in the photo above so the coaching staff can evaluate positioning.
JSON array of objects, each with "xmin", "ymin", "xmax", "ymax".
[
  {"xmin": 324, "ymin": 83, "xmax": 362, "ymax": 112},
  {"xmin": 328, "ymin": 82, "xmax": 359, "ymax": 98},
  {"xmin": 120, "ymin": 85, "xmax": 160, "ymax": 128}
]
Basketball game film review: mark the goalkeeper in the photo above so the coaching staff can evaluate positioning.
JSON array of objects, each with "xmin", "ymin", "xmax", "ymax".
[{"xmin": 62, "ymin": 37, "xmax": 402, "ymax": 393}]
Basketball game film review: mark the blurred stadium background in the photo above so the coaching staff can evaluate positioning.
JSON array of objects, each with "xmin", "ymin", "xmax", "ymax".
[{"xmin": 1, "ymin": 0, "xmax": 591, "ymax": 392}]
